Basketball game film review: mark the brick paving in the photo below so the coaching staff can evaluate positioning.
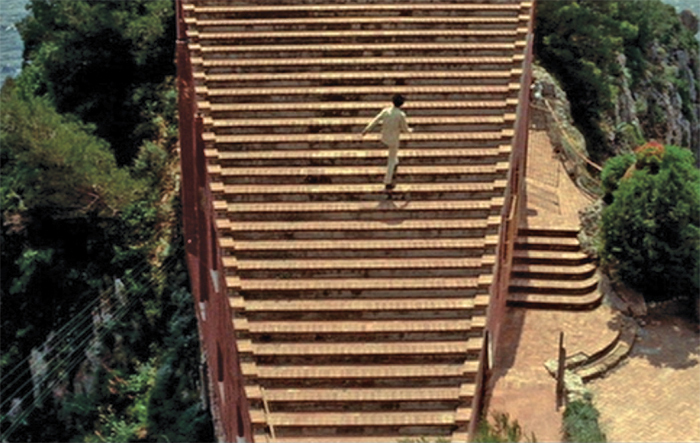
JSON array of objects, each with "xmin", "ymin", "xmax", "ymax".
[
  {"xmin": 487, "ymin": 130, "xmax": 616, "ymax": 442},
  {"xmin": 489, "ymin": 130, "xmax": 700, "ymax": 442},
  {"xmin": 589, "ymin": 314, "xmax": 700, "ymax": 442}
]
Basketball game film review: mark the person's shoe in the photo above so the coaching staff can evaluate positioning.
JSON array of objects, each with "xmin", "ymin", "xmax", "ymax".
[{"xmin": 384, "ymin": 183, "xmax": 395, "ymax": 192}]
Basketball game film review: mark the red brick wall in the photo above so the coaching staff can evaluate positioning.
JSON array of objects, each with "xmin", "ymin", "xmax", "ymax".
[
  {"xmin": 176, "ymin": 1, "xmax": 252, "ymax": 441},
  {"xmin": 471, "ymin": 1, "xmax": 536, "ymax": 437}
]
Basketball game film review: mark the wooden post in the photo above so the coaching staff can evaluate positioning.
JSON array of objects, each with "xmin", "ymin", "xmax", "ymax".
[{"xmin": 556, "ymin": 332, "xmax": 566, "ymax": 410}]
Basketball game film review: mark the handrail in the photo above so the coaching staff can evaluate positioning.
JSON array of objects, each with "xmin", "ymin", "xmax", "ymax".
[{"xmin": 541, "ymin": 99, "xmax": 603, "ymax": 172}]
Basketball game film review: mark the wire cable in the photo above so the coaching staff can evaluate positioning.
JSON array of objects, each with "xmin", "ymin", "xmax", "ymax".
[{"xmin": 0, "ymin": 255, "xmax": 182, "ymax": 419}]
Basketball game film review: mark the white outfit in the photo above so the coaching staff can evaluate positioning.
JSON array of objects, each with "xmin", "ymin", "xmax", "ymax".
[{"xmin": 363, "ymin": 106, "xmax": 412, "ymax": 185}]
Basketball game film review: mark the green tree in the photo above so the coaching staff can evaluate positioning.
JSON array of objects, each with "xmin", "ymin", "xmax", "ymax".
[
  {"xmin": 600, "ymin": 143, "xmax": 700, "ymax": 308},
  {"xmin": 535, "ymin": 0, "xmax": 699, "ymax": 160},
  {"xmin": 475, "ymin": 412, "xmax": 536, "ymax": 443},
  {"xmin": 562, "ymin": 398, "xmax": 606, "ymax": 443},
  {"xmin": 16, "ymin": 0, "xmax": 176, "ymax": 165}
]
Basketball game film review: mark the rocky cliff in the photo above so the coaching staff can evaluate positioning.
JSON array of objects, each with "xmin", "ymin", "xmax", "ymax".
[{"xmin": 607, "ymin": 37, "xmax": 700, "ymax": 160}]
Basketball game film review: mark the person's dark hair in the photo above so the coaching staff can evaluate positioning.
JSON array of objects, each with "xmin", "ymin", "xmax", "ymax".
[{"xmin": 392, "ymin": 94, "xmax": 405, "ymax": 108}]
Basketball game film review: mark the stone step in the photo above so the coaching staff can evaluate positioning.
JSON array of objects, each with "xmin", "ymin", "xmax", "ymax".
[
  {"xmin": 227, "ymin": 256, "xmax": 495, "ymax": 279},
  {"xmin": 238, "ymin": 318, "xmax": 484, "ymax": 336},
  {"xmin": 190, "ymin": 16, "xmax": 527, "ymax": 33},
  {"xmin": 511, "ymin": 262, "xmax": 597, "ymax": 280},
  {"xmin": 574, "ymin": 325, "xmax": 636, "ymax": 381},
  {"xmin": 240, "ymin": 339, "xmax": 482, "ymax": 365},
  {"xmin": 245, "ymin": 385, "xmax": 474, "ymax": 413},
  {"xmin": 189, "ymin": 3, "xmax": 526, "ymax": 18},
  {"xmin": 242, "ymin": 361, "xmax": 479, "ymax": 384},
  {"xmin": 249, "ymin": 339, "xmax": 482, "ymax": 358},
  {"xmin": 218, "ymin": 217, "xmax": 497, "ymax": 235},
  {"xmin": 198, "ymin": 56, "xmax": 523, "ymax": 74},
  {"xmin": 199, "ymin": 42, "xmax": 524, "ymax": 62},
  {"xmin": 230, "ymin": 296, "xmax": 489, "ymax": 320},
  {"xmin": 234, "ymin": 277, "xmax": 485, "ymax": 299},
  {"xmin": 222, "ymin": 236, "xmax": 496, "ymax": 260},
  {"xmin": 250, "ymin": 409, "xmax": 471, "ymax": 429},
  {"xmin": 207, "ymin": 99, "xmax": 515, "ymax": 119},
  {"xmin": 252, "ymin": 385, "xmax": 468, "ymax": 403},
  {"xmin": 518, "ymin": 225, "xmax": 580, "ymax": 238},
  {"xmin": 236, "ymin": 318, "xmax": 481, "ymax": 342},
  {"xmin": 209, "ymin": 152, "xmax": 504, "ymax": 171},
  {"xmin": 514, "ymin": 235, "xmax": 582, "ymax": 252},
  {"xmin": 230, "ymin": 256, "xmax": 494, "ymax": 271},
  {"xmin": 199, "ymin": 83, "xmax": 515, "ymax": 101},
  {"xmin": 512, "ymin": 249, "xmax": 591, "ymax": 266},
  {"xmin": 193, "ymin": 28, "xmax": 528, "ymax": 47},
  {"xmin": 219, "ymin": 198, "xmax": 501, "ymax": 216},
  {"xmin": 268, "ymin": 436, "xmax": 463, "ymax": 443},
  {"xmin": 509, "ymin": 275, "xmax": 599, "ymax": 295},
  {"xmin": 217, "ymin": 199, "xmax": 501, "ymax": 222},
  {"xmin": 199, "ymin": 69, "xmax": 520, "ymax": 90},
  {"xmin": 507, "ymin": 291, "xmax": 603, "ymax": 310},
  {"xmin": 209, "ymin": 131, "xmax": 513, "ymax": 150},
  {"xmin": 210, "ymin": 181, "xmax": 507, "ymax": 203},
  {"xmin": 208, "ymin": 115, "xmax": 513, "ymax": 136},
  {"xmin": 211, "ymin": 164, "xmax": 509, "ymax": 186}
]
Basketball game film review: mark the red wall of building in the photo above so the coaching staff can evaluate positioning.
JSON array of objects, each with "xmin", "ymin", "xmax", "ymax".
[{"xmin": 176, "ymin": 1, "xmax": 253, "ymax": 441}]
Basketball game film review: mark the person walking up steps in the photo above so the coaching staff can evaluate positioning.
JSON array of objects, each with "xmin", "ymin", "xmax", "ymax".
[{"xmin": 361, "ymin": 94, "xmax": 413, "ymax": 192}]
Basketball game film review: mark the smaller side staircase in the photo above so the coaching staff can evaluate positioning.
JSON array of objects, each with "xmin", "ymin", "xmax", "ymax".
[
  {"xmin": 507, "ymin": 225, "xmax": 602, "ymax": 310},
  {"xmin": 546, "ymin": 318, "xmax": 637, "ymax": 382}
]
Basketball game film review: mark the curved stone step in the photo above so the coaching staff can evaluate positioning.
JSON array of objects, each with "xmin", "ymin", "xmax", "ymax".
[
  {"xmin": 574, "ymin": 324, "xmax": 636, "ymax": 381},
  {"xmin": 514, "ymin": 235, "xmax": 581, "ymax": 251},
  {"xmin": 512, "ymin": 249, "xmax": 591, "ymax": 266},
  {"xmin": 509, "ymin": 275, "xmax": 599, "ymax": 295},
  {"xmin": 507, "ymin": 291, "xmax": 602, "ymax": 310},
  {"xmin": 510, "ymin": 262, "xmax": 597, "ymax": 280}
]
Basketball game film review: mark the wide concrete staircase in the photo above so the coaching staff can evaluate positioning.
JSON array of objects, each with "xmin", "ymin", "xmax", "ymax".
[{"xmin": 182, "ymin": 1, "xmax": 532, "ymax": 441}]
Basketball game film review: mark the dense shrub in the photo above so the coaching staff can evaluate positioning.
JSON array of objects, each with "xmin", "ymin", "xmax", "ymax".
[
  {"xmin": 475, "ymin": 412, "xmax": 536, "ymax": 443},
  {"xmin": 536, "ymin": 0, "xmax": 699, "ymax": 161},
  {"xmin": 562, "ymin": 398, "xmax": 607, "ymax": 443},
  {"xmin": 600, "ymin": 152, "xmax": 635, "ymax": 199},
  {"xmin": 600, "ymin": 143, "xmax": 700, "ymax": 305}
]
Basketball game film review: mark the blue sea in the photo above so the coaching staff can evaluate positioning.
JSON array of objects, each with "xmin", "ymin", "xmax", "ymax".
[{"xmin": 0, "ymin": 0, "xmax": 29, "ymax": 86}]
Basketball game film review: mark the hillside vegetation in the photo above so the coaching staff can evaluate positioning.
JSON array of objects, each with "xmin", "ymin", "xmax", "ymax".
[
  {"xmin": 0, "ymin": 1, "xmax": 213, "ymax": 441},
  {"xmin": 536, "ymin": 0, "xmax": 699, "ymax": 162}
]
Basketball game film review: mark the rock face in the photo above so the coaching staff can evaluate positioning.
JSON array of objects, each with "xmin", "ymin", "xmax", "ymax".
[
  {"xmin": 609, "ymin": 41, "xmax": 700, "ymax": 161},
  {"xmin": 680, "ymin": 10, "xmax": 699, "ymax": 35},
  {"xmin": 530, "ymin": 63, "xmax": 601, "ymax": 196}
]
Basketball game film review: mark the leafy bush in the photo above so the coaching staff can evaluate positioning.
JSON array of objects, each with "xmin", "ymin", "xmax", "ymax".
[
  {"xmin": 0, "ymin": 83, "xmax": 142, "ymax": 219},
  {"xmin": 600, "ymin": 143, "xmax": 700, "ymax": 304},
  {"xmin": 16, "ymin": 0, "xmax": 176, "ymax": 165},
  {"xmin": 562, "ymin": 398, "xmax": 606, "ymax": 443},
  {"xmin": 535, "ymin": 0, "xmax": 699, "ymax": 160},
  {"xmin": 600, "ymin": 152, "xmax": 635, "ymax": 198},
  {"xmin": 475, "ymin": 412, "xmax": 536, "ymax": 443}
]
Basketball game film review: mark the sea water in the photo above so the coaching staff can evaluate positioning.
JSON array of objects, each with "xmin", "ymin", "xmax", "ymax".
[{"xmin": 0, "ymin": 0, "xmax": 29, "ymax": 86}]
